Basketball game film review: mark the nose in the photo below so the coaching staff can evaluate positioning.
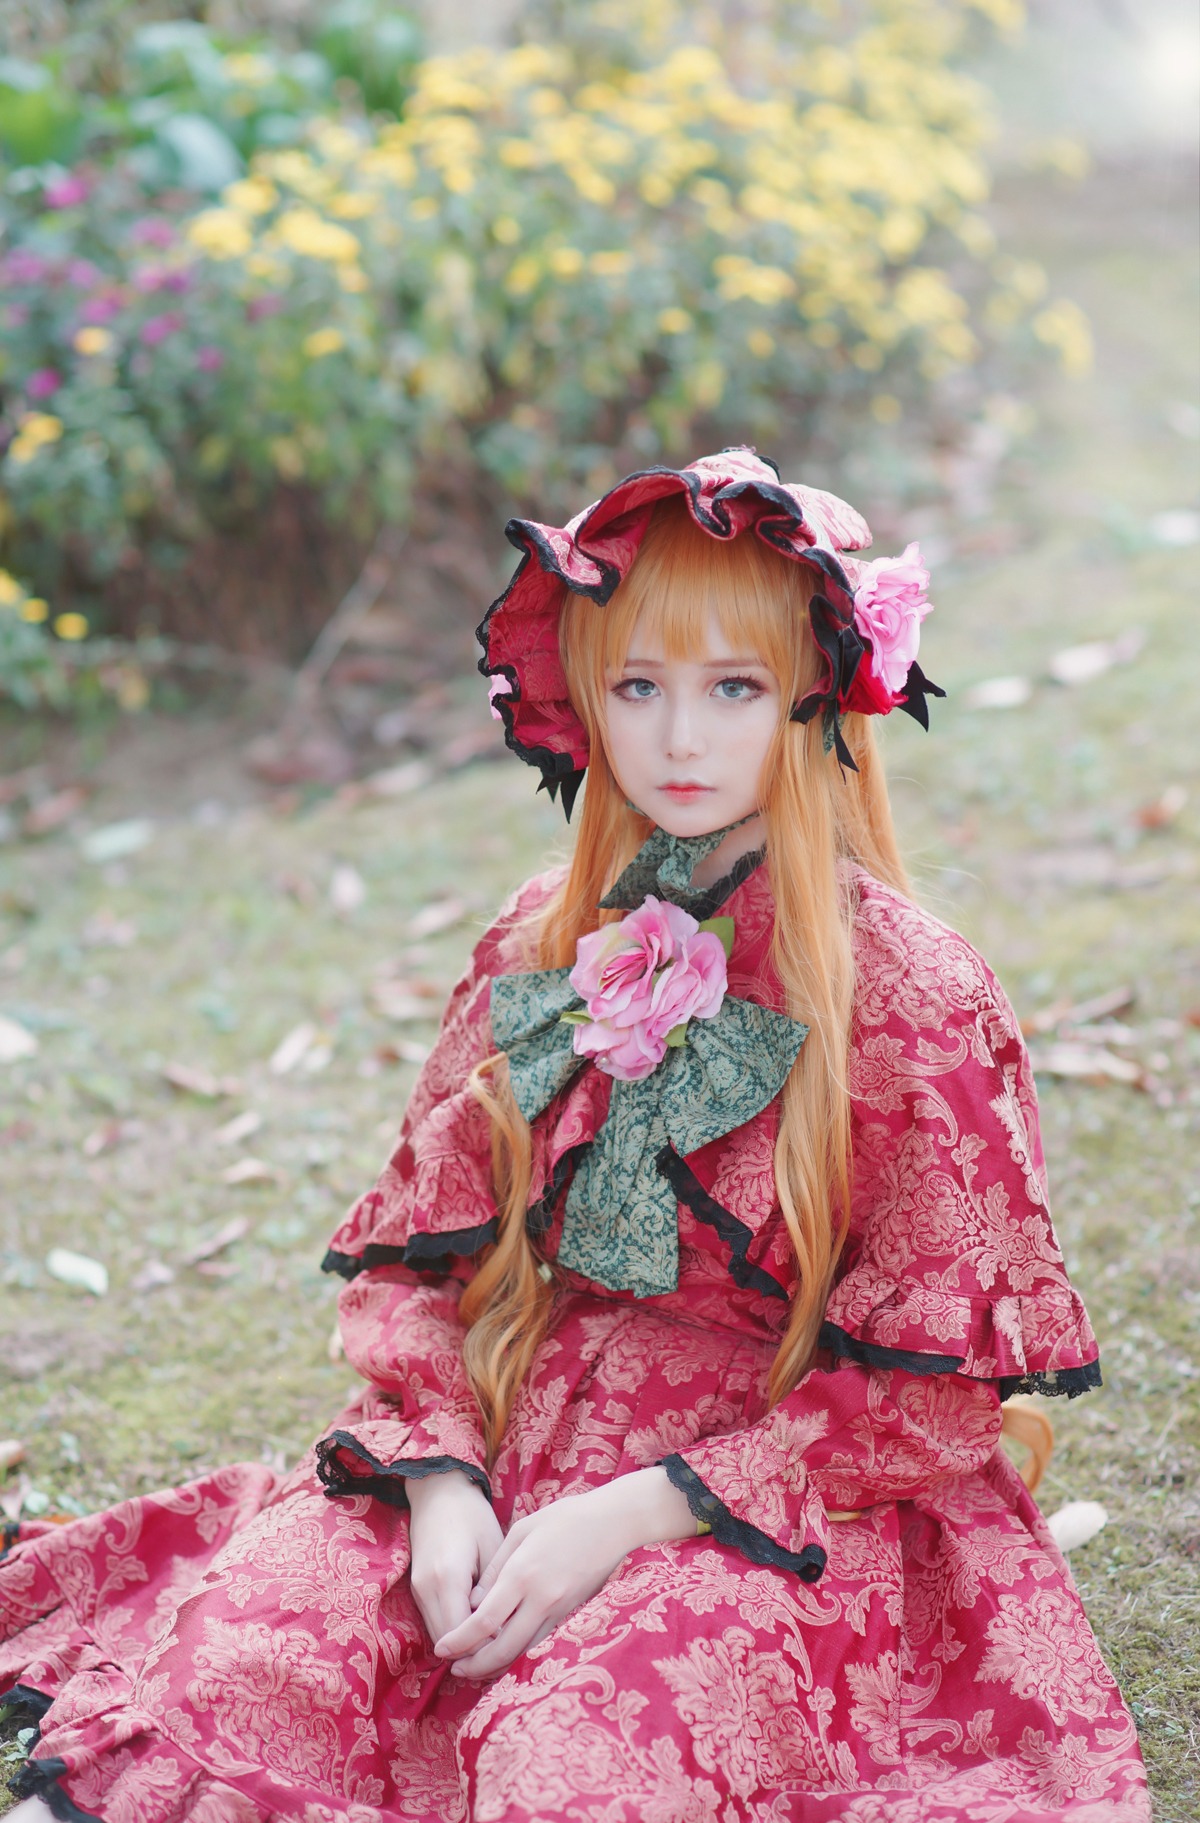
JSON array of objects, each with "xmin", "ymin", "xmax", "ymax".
[{"xmin": 663, "ymin": 691, "xmax": 704, "ymax": 761}]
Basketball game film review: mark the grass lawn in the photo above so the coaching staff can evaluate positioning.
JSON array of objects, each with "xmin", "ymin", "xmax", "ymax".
[{"xmin": 2, "ymin": 152, "xmax": 1198, "ymax": 1819}]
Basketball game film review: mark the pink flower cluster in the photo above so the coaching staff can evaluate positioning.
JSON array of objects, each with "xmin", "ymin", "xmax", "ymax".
[
  {"xmin": 567, "ymin": 897, "xmax": 727, "ymax": 1082},
  {"xmin": 845, "ymin": 542, "xmax": 932, "ymax": 713}
]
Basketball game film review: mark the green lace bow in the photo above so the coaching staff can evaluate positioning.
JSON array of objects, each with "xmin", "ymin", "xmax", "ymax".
[{"xmin": 489, "ymin": 944, "xmax": 808, "ymax": 1299}]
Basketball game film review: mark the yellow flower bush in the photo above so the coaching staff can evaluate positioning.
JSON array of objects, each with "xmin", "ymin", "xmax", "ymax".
[
  {"xmin": 74, "ymin": 327, "xmax": 115, "ymax": 357},
  {"xmin": 304, "ymin": 327, "xmax": 347, "ymax": 358},
  {"xmin": 131, "ymin": 0, "xmax": 1057, "ymax": 506},
  {"xmin": 8, "ymin": 414, "xmax": 64, "ymax": 465},
  {"xmin": 1, "ymin": 0, "xmax": 1082, "ymax": 687}
]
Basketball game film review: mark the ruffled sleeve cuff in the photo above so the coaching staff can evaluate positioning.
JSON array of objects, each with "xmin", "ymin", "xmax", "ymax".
[
  {"xmin": 820, "ymin": 1262, "xmax": 1101, "ymax": 1399},
  {"xmin": 315, "ymin": 1410, "xmax": 491, "ymax": 1509},
  {"xmin": 661, "ymin": 1451, "xmax": 829, "ymax": 1582}
]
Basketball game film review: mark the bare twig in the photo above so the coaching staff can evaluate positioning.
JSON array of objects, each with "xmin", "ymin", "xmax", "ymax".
[{"xmin": 289, "ymin": 523, "xmax": 408, "ymax": 718}]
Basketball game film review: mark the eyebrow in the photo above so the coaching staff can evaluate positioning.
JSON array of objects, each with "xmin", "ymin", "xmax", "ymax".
[{"xmin": 619, "ymin": 655, "xmax": 769, "ymax": 670}]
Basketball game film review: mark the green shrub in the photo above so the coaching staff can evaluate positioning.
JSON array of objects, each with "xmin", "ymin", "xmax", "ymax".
[{"xmin": 0, "ymin": 0, "xmax": 1089, "ymax": 704}]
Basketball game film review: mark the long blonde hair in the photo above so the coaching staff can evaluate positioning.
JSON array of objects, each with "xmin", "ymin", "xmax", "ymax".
[{"xmin": 461, "ymin": 498, "xmax": 910, "ymax": 1459}]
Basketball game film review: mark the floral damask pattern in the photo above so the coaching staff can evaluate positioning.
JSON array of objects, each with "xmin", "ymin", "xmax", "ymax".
[{"xmin": 1, "ymin": 863, "xmax": 1147, "ymax": 1819}]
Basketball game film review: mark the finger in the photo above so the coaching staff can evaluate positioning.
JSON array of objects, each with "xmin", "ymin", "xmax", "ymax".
[
  {"xmin": 413, "ymin": 1566, "xmax": 472, "ymax": 1646},
  {"xmin": 468, "ymin": 1530, "xmax": 519, "ymax": 1606},
  {"xmin": 448, "ymin": 1599, "xmax": 542, "ymax": 1679},
  {"xmin": 477, "ymin": 1508, "xmax": 505, "ymax": 1565},
  {"xmin": 435, "ymin": 1567, "xmax": 522, "ymax": 1658}
]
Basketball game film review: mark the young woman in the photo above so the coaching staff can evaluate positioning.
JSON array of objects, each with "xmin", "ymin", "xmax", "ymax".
[{"xmin": 3, "ymin": 449, "xmax": 1148, "ymax": 1820}]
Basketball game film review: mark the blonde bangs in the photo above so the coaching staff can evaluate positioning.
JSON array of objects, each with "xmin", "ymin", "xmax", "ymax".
[{"xmin": 563, "ymin": 495, "xmax": 817, "ymax": 715}]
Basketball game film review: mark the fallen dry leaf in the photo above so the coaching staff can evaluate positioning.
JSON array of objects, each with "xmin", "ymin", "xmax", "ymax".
[
  {"xmin": 82, "ymin": 1119, "xmax": 142, "ymax": 1158},
  {"xmin": 130, "ymin": 1259, "xmax": 176, "ymax": 1293},
  {"xmin": 327, "ymin": 1323, "xmax": 345, "ymax": 1363},
  {"xmin": 0, "ymin": 767, "xmax": 38, "ymax": 807},
  {"xmin": 380, "ymin": 1037, "xmax": 431, "ymax": 1063},
  {"xmin": 1149, "ymin": 508, "xmax": 1200, "ymax": 546},
  {"xmin": 962, "ymin": 676, "xmax": 1032, "ymax": 711},
  {"xmin": 82, "ymin": 909, "xmax": 140, "ymax": 948},
  {"xmin": 406, "ymin": 896, "xmax": 468, "ymax": 941},
  {"xmin": 268, "ymin": 1022, "xmax": 319, "ymax": 1075},
  {"xmin": 0, "ymin": 1439, "xmax": 25, "ymax": 1474},
  {"xmin": 214, "ymin": 1109, "xmax": 263, "ymax": 1147},
  {"xmin": 0, "ymin": 1013, "xmax": 38, "ymax": 1063},
  {"xmin": 1047, "ymin": 643, "xmax": 1114, "ymax": 686},
  {"xmin": 371, "ymin": 979, "xmax": 442, "ymax": 1022},
  {"xmin": 1046, "ymin": 1501, "xmax": 1108, "ymax": 1552},
  {"xmin": 80, "ymin": 817, "xmax": 155, "ymax": 864},
  {"xmin": 440, "ymin": 726, "xmax": 506, "ymax": 769},
  {"xmin": 329, "ymin": 863, "xmax": 367, "ymax": 916},
  {"xmin": 1060, "ymin": 1020, "xmax": 1137, "ymax": 1048},
  {"xmin": 1027, "ymin": 1042, "xmax": 1146, "ymax": 1087},
  {"xmin": 244, "ymin": 729, "xmax": 355, "ymax": 787},
  {"xmin": 46, "ymin": 1247, "xmax": 109, "ymax": 1296},
  {"xmin": 1047, "ymin": 629, "xmax": 1144, "ymax": 686},
  {"xmin": 220, "ymin": 1157, "xmax": 281, "ymax": 1186},
  {"xmin": 1022, "ymin": 985, "xmax": 1135, "ymax": 1036},
  {"xmin": 362, "ymin": 760, "xmax": 435, "ymax": 799},
  {"xmin": 181, "ymin": 1216, "xmax": 249, "ymax": 1266},
  {"xmin": 23, "ymin": 785, "xmax": 89, "ymax": 836},
  {"xmin": 1135, "ymin": 783, "xmax": 1188, "ymax": 830},
  {"xmin": 277, "ymin": 871, "xmax": 318, "ymax": 906},
  {"xmin": 162, "ymin": 1061, "xmax": 243, "ymax": 1099}
]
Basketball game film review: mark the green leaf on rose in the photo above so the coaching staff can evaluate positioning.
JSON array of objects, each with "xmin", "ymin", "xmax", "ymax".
[
  {"xmin": 558, "ymin": 1009, "xmax": 591, "ymax": 1026},
  {"xmin": 664, "ymin": 1023, "xmax": 689, "ymax": 1047}
]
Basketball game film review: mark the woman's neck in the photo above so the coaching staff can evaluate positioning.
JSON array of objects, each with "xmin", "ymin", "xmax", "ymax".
[{"xmin": 686, "ymin": 812, "xmax": 766, "ymax": 890}]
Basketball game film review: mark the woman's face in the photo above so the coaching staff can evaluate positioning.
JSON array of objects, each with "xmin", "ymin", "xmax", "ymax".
[{"xmin": 603, "ymin": 606, "xmax": 781, "ymax": 837}]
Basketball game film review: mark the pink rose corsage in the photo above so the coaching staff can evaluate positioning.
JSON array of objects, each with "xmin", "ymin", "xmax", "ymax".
[
  {"xmin": 843, "ymin": 541, "xmax": 933, "ymax": 714},
  {"xmin": 563, "ymin": 896, "xmax": 729, "ymax": 1082}
]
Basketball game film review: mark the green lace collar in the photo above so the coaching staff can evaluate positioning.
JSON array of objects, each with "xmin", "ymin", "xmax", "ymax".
[{"xmin": 600, "ymin": 812, "xmax": 764, "ymax": 916}]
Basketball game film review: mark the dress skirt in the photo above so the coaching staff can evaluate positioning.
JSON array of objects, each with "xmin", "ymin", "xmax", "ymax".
[{"xmin": 2, "ymin": 1293, "xmax": 1148, "ymax": 1821}]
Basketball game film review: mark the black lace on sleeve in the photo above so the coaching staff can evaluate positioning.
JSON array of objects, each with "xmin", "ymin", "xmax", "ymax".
[
  {"xmin": 661, "ymin": 1455, "xmax": 827, "ymax": 1583},
  {"xmin": 819, "ymin": 1322, "xmax": 1103, "ymax": 1400},
  {"xmin": 321, "ymin": 1219, "xmax": 498, "ymax": 1282},
  {"xmin": 315, "ymin": 1432, "xmax": 491, "ymax": 1507},
  {"xmin": 997, "ymin": 1361, "xmax": 1102, "ymax": 1400},
  {"xmin": 819, "ymin": 1321, "xmax": 963, "ymax": 1376}
]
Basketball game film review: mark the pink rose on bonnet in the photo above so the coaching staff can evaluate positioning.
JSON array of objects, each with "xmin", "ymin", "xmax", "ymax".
[
  {"xmin": 849, "ymin": 542, "xmax": 933, "ymax": 700},
  {"xmin": 568, "ymin": 897, "xmax": 727, "ymax": 1082}
]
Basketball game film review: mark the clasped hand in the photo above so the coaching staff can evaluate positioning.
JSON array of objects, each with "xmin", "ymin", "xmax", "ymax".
[{"xmin": 406, "ymin": 1465, "xmax": 692, "ymax": 1681}]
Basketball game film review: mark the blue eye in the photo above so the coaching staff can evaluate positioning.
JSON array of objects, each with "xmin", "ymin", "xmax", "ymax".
[
  {"xmin": 615, "ymin": 678, "xmax": 658, "ymax": 700},
  {"xmin": 715, "ymin": 676, "xmax": 764, "ymax": 700}
]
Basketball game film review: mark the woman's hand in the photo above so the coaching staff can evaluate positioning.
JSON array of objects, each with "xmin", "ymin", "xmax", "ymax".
[
  {"xmin": 433, "ymin": 1466, "xmax": 694, "ymax": 1680},
  {"xmin": 406, "ymin": 1467, "xmax": 505, "ymax": 1648}
]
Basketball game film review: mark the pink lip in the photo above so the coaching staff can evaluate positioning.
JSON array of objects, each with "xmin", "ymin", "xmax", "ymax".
[{"xmin": 661, "ymin": 783, "xmax": 713, "ymax": 798}]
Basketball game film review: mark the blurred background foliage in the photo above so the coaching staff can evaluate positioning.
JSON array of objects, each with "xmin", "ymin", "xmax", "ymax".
[{"xmin": 0, "ymin": 0, "xmax": 1087, "ymax": 704}]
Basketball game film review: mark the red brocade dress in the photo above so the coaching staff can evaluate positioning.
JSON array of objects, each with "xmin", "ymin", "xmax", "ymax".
[{"xmin": 2, "ymin": 862, "xmax": 1149, "ymax": 1821}]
